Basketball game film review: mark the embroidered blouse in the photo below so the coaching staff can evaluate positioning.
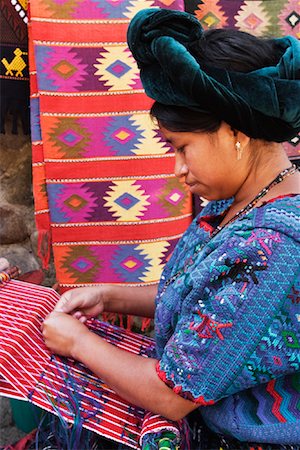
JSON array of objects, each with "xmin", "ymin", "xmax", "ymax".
[{"xmin": 154, "ymin": 195, "xmax": 300, "ymax": 444}]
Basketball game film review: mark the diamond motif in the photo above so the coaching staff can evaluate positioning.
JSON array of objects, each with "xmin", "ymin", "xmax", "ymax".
[
  {"xmin": 195, "ymin": 1, "xmax": 227, "ymax": 29},
  {"xmin": 286, "ymin": 11, "xmax": 300, "ymax": 28},
  {"xmin": 106, "ymin": 59, "xmax": 131, "ymax": 78},
  {"xmin": 71, "ymin": 257, "xmax": 95, "ymax": 273},
  {"xmin": 243, "ymin": 13, "xmax": 263, "ymax": 30},
  {"xmin": 103, "ymin": 116, "xmax": 141, "ymax": 156},
  {"xmin": 282, "ymin": 331, "xmax": 300, "ymax": 348},
  {"xmin": 49, "ymin": 118, "xmax": 91, "ymax": 158},
  {"xmin": 94, "ymin": 45, "xmax": 139, "ymax": 91},
  {"xmin": 111, "ymin": 246, "xmax": 151, "ymax": 282},
  {"xmin": 166, "ymin": 189, "xmax": 184, "ymax": 206},
  {"xmin": 53, "ymin": 60, "xmax": 77, "ymax": 79},
  {"xmin": 104, "ymin": 181, "xmax": 150, "ymax": 221},
  {"xmin": 115, "ymin": 193, "xmax": 139, "ymax": 210},
  {"xmin": 235, "ymin": 2, "xmax": 269, "ymax": 36},
  {"xmin": 289, "ymin": 135, "xmax": 300, "ymax": 146},
  {"xmin": 158, "ymin": 178, "xmax": 187, "ymax": 215},
  {"xmin": 112, "ymin": 127, "xmax": 135, "ymax": 144},
  {"xmin": 61, "ymin": 246, "xmax": 101, "ymax": 283},
  {"xmin": 121, "ymin": 256, "xmax": 143, "ymax": 272},
  {"xmin": 64, "ymin": 194, "xmax": 88, "ymax": 211},
  {"xmin": 200, "ymin": 12, "xmax": 220, "ymax": 28},
  {"xmin": 58, "ymin": 129, "xmax": 83, "ymax": 147}
]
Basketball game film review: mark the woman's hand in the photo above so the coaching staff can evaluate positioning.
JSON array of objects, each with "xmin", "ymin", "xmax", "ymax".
[
  {"xmin": 54, "ymin": 287, "xmax": 106, "ymax": 323},
  {"xmin": 42, "ymin": 311, "xmax": 90, "ymax": 358},
  {"xmin": 0, "ymin": 257, "xmax": 20, "ymax": 279}
]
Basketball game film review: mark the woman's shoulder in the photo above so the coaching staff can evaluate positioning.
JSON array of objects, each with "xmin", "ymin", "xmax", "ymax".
[
  {"xmin": 251, "ymin": 193, "xmax": 300, "ymax": 240},
  {"xmin": 191, "ymin": 194, "xmax": 299, "ymax": 243}
]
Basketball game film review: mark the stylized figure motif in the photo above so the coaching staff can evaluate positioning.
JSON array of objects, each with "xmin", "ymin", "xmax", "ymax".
[{"xmin": 1, "ymin": 48, "xmax": 28, "ymax": 77}]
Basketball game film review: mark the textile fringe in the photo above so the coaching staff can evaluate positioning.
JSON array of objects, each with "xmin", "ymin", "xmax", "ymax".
[
  {"xmin": 101, "ymin": 313, "xmax": 133, "ymax": 331},
  {"xmin": 141, "ymin": 318, "xmax": 152, "ymax": 332},
  {"xmin": 101, "ymin": 313, "xmax": 152, "ymax": 332},
  {"xmin": 37, "ymin": 229, "xmax": 51, "ymax": 269}
]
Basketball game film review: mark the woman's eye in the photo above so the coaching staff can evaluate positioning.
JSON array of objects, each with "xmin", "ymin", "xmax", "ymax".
[{"xmin": 177, "ymin": 146, "xmax": 185, "ymax": 154}]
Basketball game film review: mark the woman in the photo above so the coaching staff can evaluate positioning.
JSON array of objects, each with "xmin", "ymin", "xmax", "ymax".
[{"xmin": 42, "ymin": 9, "xmax": 300, "ymax": 448}]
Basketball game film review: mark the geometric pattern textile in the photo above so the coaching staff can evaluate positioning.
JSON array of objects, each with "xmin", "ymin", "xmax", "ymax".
[
  {"xmin": 0, "ymin": 276, "xmax": 155, "ymax": 448},
  {"xmin": 184, "ymin": 0, "xmax": 300, "ymax": 163},
  {"xmin": 155, "ymin": 195, "xmax": 300, "ymax": 443},
  {"xmin": 0, "ymin": 0, "xmax": 30, "ymax": 134},
  {"xmin": 29, "ymin": 0, "xmax": 191, "ymax": 291}
]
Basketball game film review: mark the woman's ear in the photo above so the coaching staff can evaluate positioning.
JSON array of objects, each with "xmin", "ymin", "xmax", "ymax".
[
  {"xmin": 231, "ymin": 127, "xmax": 250, "ymax": 148},
  {"xmin": 236, "ymin": 130, "xmax": 250, "ymax": 148}
]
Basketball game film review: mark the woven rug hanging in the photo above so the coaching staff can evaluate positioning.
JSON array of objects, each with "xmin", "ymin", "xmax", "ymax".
[
  {"xmin": 29, "ymin": 0, "xmax": 192, "ymax": 324},
  {"xmin": 0, "ymin": 0, "xmax": 30, "ymax": 135}
]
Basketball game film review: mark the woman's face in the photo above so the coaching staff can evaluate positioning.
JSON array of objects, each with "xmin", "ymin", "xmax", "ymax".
[{"xmin": 160, "ymin": 122, "xmax": 247, "ymax": 201}]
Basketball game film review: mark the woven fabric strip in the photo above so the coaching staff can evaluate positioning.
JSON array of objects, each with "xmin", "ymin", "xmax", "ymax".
[
  {"xmin": 0, "ymin": 276, "xmax": 156, "ymax": 448},
  {"xmin": 29, "ymin": 0, "xmax": 191, "ymax": 292}
]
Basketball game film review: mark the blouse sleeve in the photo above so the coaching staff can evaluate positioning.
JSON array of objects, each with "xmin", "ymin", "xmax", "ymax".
[{"xmin": 156, "ymin": 227, "xmax": 300, "ymax": 405}]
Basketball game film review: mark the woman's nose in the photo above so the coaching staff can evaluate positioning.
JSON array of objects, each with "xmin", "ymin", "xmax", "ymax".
[{"xmin": 174, "ymin": 155, "xmax": 188, "ymax": 178}]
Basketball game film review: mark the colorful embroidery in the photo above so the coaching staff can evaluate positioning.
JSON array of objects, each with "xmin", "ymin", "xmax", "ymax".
[
  {"xmin": 155, "ymin": 195, "xmax": 300, "ymax": 442},
  {"xmin": 189, "ymin": 312, "xmax": 233, "ymax": 341}
]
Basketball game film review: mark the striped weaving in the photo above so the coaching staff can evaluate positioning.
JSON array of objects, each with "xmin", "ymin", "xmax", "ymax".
[{"xmin": 0, "ymin": 275, "xmax": 155, "ymax": 448}]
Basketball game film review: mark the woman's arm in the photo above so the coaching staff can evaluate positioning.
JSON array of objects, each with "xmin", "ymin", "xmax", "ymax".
[
  {"xmin": 102, "ymin": 284, "xmax": 158, "ymax": 317},
  {"xmin": 42, "ymin": 311, "xmax": 197, "ymax": 420},
  {"xmin": 55, "ymin": 283, "xmax": 158, "ymax": 319}
]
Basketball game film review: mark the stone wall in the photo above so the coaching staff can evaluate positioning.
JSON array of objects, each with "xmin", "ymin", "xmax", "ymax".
[
  {"xmin": 0, "ymin": 125, "xmax": 55, "ymax": 285},
  {"xmin": 0, "ymin": 122, "xmax": 56, "ymax": 446}
]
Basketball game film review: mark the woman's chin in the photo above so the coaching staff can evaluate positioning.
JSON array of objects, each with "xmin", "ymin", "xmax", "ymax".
[
  {"xmin": 188, "ymin": 184, "xmax": 201, "ymax": 195},
  {"xmin": 190, "ymin": 185, "xmax": 211, "ymax": 198}
]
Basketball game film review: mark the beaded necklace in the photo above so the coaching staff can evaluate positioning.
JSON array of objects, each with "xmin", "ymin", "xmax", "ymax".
[
  {"xmin": 159, "ymin": 164, "xmax": 298, "ymax": 297},
  {"xmin": 211, "ymin": 164, "xmax": 298, "ymax": 239}
]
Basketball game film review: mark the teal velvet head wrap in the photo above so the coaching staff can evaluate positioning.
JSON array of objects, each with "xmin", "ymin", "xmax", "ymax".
[{"xmin": 127, "ymin": 9, "xmax": 300, "ymax": 142}]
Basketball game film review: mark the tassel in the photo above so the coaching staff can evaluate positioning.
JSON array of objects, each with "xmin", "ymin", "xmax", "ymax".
[
  {"xmin": 0, "ymin": 271, "xmax": 11, "ymax": 284},
  {"xmin": 37, "ymin": 229, "xmax": 51, "ymax": 269},
  {"xmin": 141, "ymin": 318, "xmax": 152, "ymax": 332},
  {"xmin": 126, "ymin": 315, "xmax": 133, "ymax": 331}
]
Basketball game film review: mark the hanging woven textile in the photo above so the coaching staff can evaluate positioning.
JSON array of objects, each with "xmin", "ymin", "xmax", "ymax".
[
  {"xmin": 183, "ymin": 0, "xmax": 299, "ymax": 166},
  {"xmin": 0, "ymin": 0, "xmax": 30, "ymax": 134},
  {"xmin": 29, "ymin": 0, "xmax": 192, "ymax": 308}
]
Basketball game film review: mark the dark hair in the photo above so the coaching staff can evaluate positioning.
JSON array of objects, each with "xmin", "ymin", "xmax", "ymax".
[
  {"xmin": 151, "ymin": 28, "xmax": 279, "ymax": 133},
  {"xmin": 150, "ymin": 103, "xmax": 221, "ymax": 133}
]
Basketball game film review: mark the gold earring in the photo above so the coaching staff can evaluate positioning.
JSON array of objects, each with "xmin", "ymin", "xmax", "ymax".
[{"xmin": 235, "ymin": 141, "xmax": 242, "ymax": 160}]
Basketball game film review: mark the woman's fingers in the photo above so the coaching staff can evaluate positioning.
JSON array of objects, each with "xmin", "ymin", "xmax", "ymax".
[{"xmin": 73, "ymin": 310, "xmax": 88, "ymax": 323}]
